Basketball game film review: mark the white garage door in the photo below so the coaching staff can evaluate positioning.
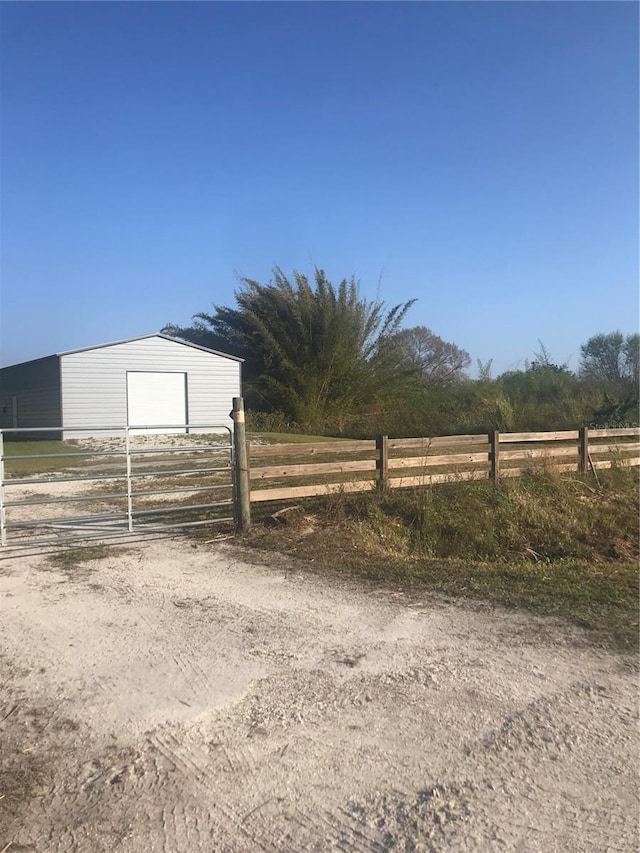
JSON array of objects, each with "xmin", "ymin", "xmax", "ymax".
[{"xmin": 126, "ymin": 372, "xmax": 187, "ymax": 434}]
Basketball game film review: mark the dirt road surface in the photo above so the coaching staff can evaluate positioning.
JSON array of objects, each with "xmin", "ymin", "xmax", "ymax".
[{"xmin": 1, "ymin": 538, "xmax": 637, "ymax": 852}]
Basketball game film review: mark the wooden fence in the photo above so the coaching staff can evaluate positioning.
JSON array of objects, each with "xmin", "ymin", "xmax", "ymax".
[{"xmin": 246, "ymin": 427, "xmax": 640, "ymax": 505}]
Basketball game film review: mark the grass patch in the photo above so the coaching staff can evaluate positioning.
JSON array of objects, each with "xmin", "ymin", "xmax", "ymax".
[
  {"xmin": 2, "ymin": 439, "xmax": 104, "ymax": 477},
  {"xmin": 249, "ymin": 432, "xmax": 347, "ymax": 444},
  {"xmin": 245, "ymin": 469, "xmax": 639, "ymax": 649},
  {"xmin": 45, "ymin": 544, "xmax": 116, "ymax": 578}
]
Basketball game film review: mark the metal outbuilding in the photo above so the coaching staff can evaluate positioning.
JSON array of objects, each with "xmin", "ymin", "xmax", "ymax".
[{"xmin": 0, "ymin": 333, "xmax": 243, "ymax": 438}]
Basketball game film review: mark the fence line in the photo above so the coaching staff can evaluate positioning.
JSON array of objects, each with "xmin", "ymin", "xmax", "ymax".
[
  {"xmin": 2, "ymin": 417, "xmax": 638, "ymax": 541},
  {"xmin": 247, "ymin": 427, "xmax": 640, "ymax": 506}
]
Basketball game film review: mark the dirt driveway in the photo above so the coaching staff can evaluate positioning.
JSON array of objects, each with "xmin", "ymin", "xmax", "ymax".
[{"xmin": 1, "ymin": 537, "xmax": 637, "ymax": 852}]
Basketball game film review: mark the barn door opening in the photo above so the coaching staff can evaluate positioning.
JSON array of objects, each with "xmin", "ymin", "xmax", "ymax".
[{"xmin": 126, "ymin": 371, "xmax": 187, "ymax": 434}]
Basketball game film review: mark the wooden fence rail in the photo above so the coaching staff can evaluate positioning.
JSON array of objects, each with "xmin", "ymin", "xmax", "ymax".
[{"xmin": 246, "ymin": 427, "xmax": 639, "ymax": 507}]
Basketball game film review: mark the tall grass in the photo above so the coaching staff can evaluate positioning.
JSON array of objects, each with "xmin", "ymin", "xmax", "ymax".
[
  {"xmin": 246, "ymin": 375, "xmax": 639, "ymax": 439},
  {"xmin": 367, "ymin": 469, "xmax": 638, "ymax": 563}
]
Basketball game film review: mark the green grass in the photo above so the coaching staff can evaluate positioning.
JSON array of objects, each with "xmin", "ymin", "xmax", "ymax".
[
  {"xmin": 2, "ymin": 439, "xmax": 86, "ymax": 455},
  {"xmin": 249, "ymin": 432, "xmax": 347, "ymax": 444},
  {"xmin": 245, "ymin": 468, "xmax": 639, "ymax": 649},
  {"xmin": 1, "ymin": 439, "xmax": 105, "ymax": 477},
  {"xmin": 352, "ymin": 556, "xmax": 638, "ymax": 649}
]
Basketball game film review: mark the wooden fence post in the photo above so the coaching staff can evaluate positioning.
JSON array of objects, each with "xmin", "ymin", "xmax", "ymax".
[
  {"xmin": 0, "ymin": 429, "xmax": 6, "ymax": 547},
  {"xmin": 376, "ymin": 435, "xmax": 389, "ymax": 489},
  {"xmin": 578, "ymin": 426, "xmax": 589, "ymax": 474},
  {"xmin": 489, "ymin": 430, "xmax": 500, "ymax": 484},
  {"xmin": 232, "ymin": 397, "xmax": 251, "ymax": 531}
]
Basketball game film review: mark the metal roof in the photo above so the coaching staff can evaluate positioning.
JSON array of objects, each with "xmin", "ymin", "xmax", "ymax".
[{"xmin": 4, "ymin": 333, "xmax": 243, "ymax": 368}]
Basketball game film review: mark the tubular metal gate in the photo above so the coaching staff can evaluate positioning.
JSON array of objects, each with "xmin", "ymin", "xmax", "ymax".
[{"xmin": 0, "ymin": 425, "xmax": 235, "ymax": 549}]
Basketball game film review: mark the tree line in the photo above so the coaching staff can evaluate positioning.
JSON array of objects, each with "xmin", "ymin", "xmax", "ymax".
[{"xmin": 164, "ymin": 267, "xmax": 639, "ymax": 437}]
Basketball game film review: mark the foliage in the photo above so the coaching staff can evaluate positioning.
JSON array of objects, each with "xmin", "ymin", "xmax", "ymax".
[
  {"xmin": 580, "ymin": 331, "xmax": 639, "ymax": 390},
  {"xmin": 591, "ymin": 395, "xmax": 639, "ymax": 428},
  {"xmin": 400, "ymin": 336, "xmax": 638, "ymax": 437},
  {"xmin": 493, "ymin": 343, "xmax": 584, "ymax": 431},
  {"xmin": 165, "ymin": 276, "xmax": 638, "ymax": 436},
  {"xmin": 387, "ymin": 326, "xmax": 470, "ymax": 386},
  {"xmin": 168, "ymin": 267, "xmax": 416, "ymax": 433},
  {"xmin": 161, "ymin": 322, "xmax": 239, "ymax": 357},
  {"xmin": 245, "ymin": 409, "xmax": 302, "ymax": 434},
  {"xmin": 575, "ymin": 333, "xmax": 639, "ymax": 430},
  {"xmin": 476, "ymin": 358, "xmax": 493, "ymax": 382}
]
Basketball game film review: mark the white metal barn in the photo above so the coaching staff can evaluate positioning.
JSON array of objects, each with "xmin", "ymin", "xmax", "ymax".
[{"xmin": 0, "ymin": 333, "xmax": 243, "ymax": 438}]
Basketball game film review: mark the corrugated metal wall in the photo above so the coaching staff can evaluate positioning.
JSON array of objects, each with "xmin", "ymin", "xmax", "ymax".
[
  {"xmin": 60, "ymin": 336, "xmax": 241, "ymax": 437},
  {"xmin": 0, "ymin": 356, "xmax": 62, "ymax": 432}
]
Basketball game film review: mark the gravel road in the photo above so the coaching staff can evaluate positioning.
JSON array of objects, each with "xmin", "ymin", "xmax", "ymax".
[{"xmin": 0, "ymin": 537, "xmax": 637, "ymax": 852}]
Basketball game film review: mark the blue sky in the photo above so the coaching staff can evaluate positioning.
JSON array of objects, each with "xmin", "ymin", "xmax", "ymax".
[{"xmin": 1, "ymin": 1, "xmax": 638, "ymax": 375}]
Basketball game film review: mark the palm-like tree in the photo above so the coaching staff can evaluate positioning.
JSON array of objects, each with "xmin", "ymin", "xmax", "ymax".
[{"xmin": 193, "ymin": 267, "xmax": 416, "ymax": 432}]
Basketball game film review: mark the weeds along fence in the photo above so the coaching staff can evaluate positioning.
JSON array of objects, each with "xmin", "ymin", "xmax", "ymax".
[{"xmin": 246, "ymin": 428, "xmax": 640, "ymax": 507}]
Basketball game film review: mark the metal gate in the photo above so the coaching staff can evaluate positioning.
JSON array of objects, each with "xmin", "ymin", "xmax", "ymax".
[{"xmin": 0, "ymin": 424, "xmax": 235, "ymax": 550}]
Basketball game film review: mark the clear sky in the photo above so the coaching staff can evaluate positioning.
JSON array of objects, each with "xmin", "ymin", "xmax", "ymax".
[{"xmin": 1, "ymin": 1, "xmax": 638, "ymax": 375}]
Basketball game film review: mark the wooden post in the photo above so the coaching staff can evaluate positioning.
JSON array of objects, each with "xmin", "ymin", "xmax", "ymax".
[
  {"xmin": 0, "ymin": 430, "xmax": 6, "ymax": 547},
  {"xmin": 376, "ymin": 435, "xmax": 389, "ymax": 489},
  {"xmin": 578, "ymin": 426, "xmax": 589, "ymax": 474},
  {"xmin": 125, "ymin": 427, "xmax": 133, "ymax": 533},
  {"xmin": 489, "ymin": 430, "xmax": 500, "ymax": 484},
  {"xmin": 232, "ymin": 397, "xmax": 251, "ymax": 531}
]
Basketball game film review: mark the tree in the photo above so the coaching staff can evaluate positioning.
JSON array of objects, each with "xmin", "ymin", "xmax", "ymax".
[
  {"xmin": 578, "ymin": 332, "xmax": 639, "ymax": 427},
  {"xmin": 623, "ymin": 333, "xmax": 640, "ymax": 390},
  {"xmin": 161, "ymin": 322, "xmax": 240, "ymax": 357},
  {"xmin": 579, "ymin": 332, "xmax": 639, "ymax": 389},
  {"xmin": 388, "ymin": 326, "xmax": 470, "ymax": 386},
  {"xmin": 167, "ymin": 267, "xmax": 416, "ymax": 432},
  {"xmin": 500, "ymin": 352, "xmax": 575, "ymax": 407},
  {"xmin": 476, "ymin": 359, "xmax": 494, "ymax": 382}
]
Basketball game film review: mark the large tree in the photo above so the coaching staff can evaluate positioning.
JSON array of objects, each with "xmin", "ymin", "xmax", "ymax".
[
  {"xmin": 166, "ymin": 267, "xmax": 415, "ymax": 432},
  {"xmin": 579, "ymin": 331, "xmax": 639, "ymax": 389},
  {"xmin": 388, "ymin": 326, "xmax": 470, "ymax": 386}
]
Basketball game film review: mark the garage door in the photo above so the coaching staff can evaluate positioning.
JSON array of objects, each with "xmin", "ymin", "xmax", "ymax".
[{"xmin": 126, "ymin": 372, "xmax": 187, "ymax": 434}]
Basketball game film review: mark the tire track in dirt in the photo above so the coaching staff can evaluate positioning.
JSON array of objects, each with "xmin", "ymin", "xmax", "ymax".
[
  {"xmin": 422, "ymin": 679, "xmax": 638, "ymax": 851},
  {"xmin": 157, "ymin": 800, "xmax": 213, "ymax": 853},
  {"xmin": 141, "ymin": 700, "xmax": 391, "ymax": 853},
  {"xmin": 337, "ymin": 677, "xmax": 638, "ymax": 852},
  {"xmin": 285, "ymin": 806, "xmax": 375, "ymax": 853},
  {"xmin": 8, "ymin": 725, "xmax": 275, "ymax": 853},
  {"xmin": 314, "ymin": 805, "xmax": 389, "ymax": 853},
  {"xmin": 144, "ymin": 726, "xmax": 280, "ymax": 853},
  {"xmin": 172, "ymin": 652, "xmax": 211, "ymax": 698},
  {"xmin": 2, "ymin": 539, "xmax": 638, "ymax": 851},
  {"xmin": 8, "ymin": 666, "xmax": 636, "ymax": 853}
]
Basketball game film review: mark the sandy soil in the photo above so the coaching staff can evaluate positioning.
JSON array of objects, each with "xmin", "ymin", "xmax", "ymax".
[{"xmin": 0, "ymin": 538, "xmax": 637, "ymax": 852}]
